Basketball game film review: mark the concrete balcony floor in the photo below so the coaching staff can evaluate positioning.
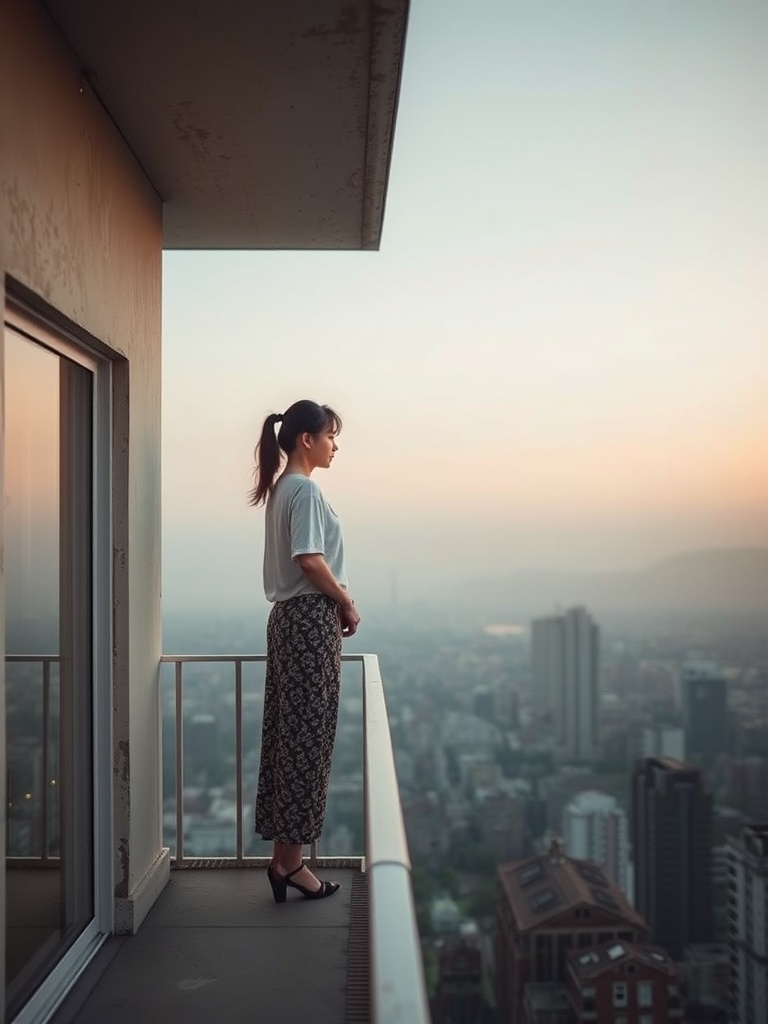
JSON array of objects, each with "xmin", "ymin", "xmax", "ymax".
[{"xmin": 50, "ymin": 866, "xmax": 369, "ymax": 1024}]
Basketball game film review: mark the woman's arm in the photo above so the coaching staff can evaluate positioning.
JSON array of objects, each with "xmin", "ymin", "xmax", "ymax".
[{"xmin": 295, "ymin": 553, "xmax": 361, "ymax": 635}]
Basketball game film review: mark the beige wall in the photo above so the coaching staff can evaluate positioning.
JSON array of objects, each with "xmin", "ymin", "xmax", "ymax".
[{"xmin": 1, "ymin": 0, "xmax": 166, "ymax": 933}]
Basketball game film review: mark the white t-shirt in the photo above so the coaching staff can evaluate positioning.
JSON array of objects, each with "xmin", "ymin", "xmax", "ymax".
[{"xmin": 263, "ymin": 474, "xmax": 348, "ymax": 602}]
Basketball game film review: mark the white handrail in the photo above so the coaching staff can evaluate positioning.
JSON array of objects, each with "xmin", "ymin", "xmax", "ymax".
[{"xmin": 359, "ymin": 653, "xmax": 431, "ymax": 1024}]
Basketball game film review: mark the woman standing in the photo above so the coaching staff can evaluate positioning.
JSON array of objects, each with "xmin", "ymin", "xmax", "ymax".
[{"xmin": 250, "ymin": 400, "xmax": 360, "ymax": 903}]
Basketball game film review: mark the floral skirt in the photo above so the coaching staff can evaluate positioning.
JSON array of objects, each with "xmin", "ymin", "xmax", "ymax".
[{"xmin": 254, "ymin": 594, "xmax": 342, "ymax": 844}]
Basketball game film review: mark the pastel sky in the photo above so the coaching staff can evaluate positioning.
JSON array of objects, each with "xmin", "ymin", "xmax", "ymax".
[{"xmin": 162, "ymin": 0, "xmax": 768, "ymax": 612}]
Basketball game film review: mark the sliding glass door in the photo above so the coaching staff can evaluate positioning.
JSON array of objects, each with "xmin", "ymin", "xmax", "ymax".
[{"xmin": 4, "ymin": 310, "xmax": 110, "ymax": 1022}]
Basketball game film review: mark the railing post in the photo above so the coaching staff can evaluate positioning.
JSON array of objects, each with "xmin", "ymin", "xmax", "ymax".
[
  {"xmin": 174, "ymin": 660, "xmax": 184, "ymax": 865},
  {"xmin": 41, "ymin": 659, "xmax": 51, "ymax": 863},
  {"xmin": 235, "ymin": 658, "xmax": 244, "ymax": 864},
  {"xmin": 361, "ymin": 655, "xmax": 368, "ymax": 875}
]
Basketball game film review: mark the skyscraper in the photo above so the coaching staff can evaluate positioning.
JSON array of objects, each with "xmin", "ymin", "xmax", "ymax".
[
  {"xmin": 530, "ymin": 614, "xmax": 560, "ymax": 710},
  {"xmin": 640, "ymin": 724, "xmax": 685, "ymax": 761},
  {"xmin": 725, "ymin": 757, "xmax": 768, "ymax": 822},
  {"xmin": 727, "ymin": 824, "xmax": 768, "ymax": 1024},
  {"xmin": 531, "ymin": 606, "xmax": 599, "ymax": 762},
  {"xmin": 632, "ymin": 757, "xmax": 713, "ymax": 959},
  {"xmin": 681, "ymin": 660, "xmax": 728, "ymax": 760},
  {"xmin": 563, "ymin": 790, "xmax": 630, "ymax": 896}
]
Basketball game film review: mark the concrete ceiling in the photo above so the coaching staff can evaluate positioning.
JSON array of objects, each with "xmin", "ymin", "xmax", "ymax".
[{"xmin": 43, "ymin": 0, "xmax": 409, "ymax": 250}]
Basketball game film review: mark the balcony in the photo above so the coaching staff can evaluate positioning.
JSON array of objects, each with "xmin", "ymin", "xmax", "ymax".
[{"xmin": 10, "ymin": 654, "xmax": 429, "ymax": 1024}]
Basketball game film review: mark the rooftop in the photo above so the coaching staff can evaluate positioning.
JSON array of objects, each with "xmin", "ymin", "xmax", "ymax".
[
  {"xmin": 498, "ymin": 843, "xmax": 645, "ymax": 934},
  {"xmin": 731, "ymin": 822, "xmax": 768, "ymax": 860},
  {"xmin": 647, "ymin": 756, "xmax": 689, "ymax": 771},
  {"xmin": 568, "ymin": 939, "xmax": 678, "ymax": 981},
  {"xmin": 565, "ymin": 790, "xmax": 619, "ymax": 814}
]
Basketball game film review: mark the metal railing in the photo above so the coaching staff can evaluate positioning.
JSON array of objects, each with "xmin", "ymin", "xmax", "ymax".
[
  {"xmin": 160, "ymin": 651, "xmax": 430, "ymax": 1024},
  {"xmin": 4, "ymin": 652, "xmax": 430, "ymax": 1022},
  {"xmin": 161, "ymin": 653, "xmax": 261, "ymax": 867}
]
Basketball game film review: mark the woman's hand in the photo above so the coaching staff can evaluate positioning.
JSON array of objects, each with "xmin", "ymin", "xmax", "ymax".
[
  {"xmin": 294, "ymin": 554, "xmax": 361, "ymax": 636},
  {"xmin": 339, "ymin": 599, "xmax": 361, "ymax": 637}
]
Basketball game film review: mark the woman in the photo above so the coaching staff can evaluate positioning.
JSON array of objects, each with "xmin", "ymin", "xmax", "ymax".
[{"xmin": 250, "ymin": 399, "xmax": 360, "ymax": 903}]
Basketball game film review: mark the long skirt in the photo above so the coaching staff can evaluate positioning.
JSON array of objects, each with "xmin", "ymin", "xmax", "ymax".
[{"xmin": 254, "ymin": 593, "xmax": 342, "ymax": 844}]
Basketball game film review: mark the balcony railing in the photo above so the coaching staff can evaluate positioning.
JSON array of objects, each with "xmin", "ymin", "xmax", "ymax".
[
  {"xmin": 161, "ymin": 651, "xmax": 430, "ymax": 1024},
  {"xmin": 7, "ymin": 651, "xmax": 430, "ymax": 1023},
  {"xmin": 5, "ymin": 654, "xmax": 60, "ymax": 865}
]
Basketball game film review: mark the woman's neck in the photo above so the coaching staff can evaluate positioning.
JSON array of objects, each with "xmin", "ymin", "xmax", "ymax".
[{"xmin": 284, "ymin": 451, "xmax": 313, "ymax": 477}]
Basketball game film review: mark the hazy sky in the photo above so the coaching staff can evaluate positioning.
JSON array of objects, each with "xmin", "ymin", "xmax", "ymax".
[{"xmin": 162, "ymin": 0, "xmax": 768, "ymax": 613}]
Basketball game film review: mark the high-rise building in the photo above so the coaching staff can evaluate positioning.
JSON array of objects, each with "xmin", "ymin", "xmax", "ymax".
[
  {"xmin": 712, "ymin": 807, "xmax": 752, "ymax": 943},
  {"xmin": 640, "ymin": 724, "xmax": 685, "ymax": 761},
  {"xmin": 495, "ymin": 839, "xmax": 647, "ymax": 1024},
  {"xmin": 725, "ymin": 757, "xmax": 768, "ymax": 822},
  {"xmin": 632, "ymin": 757, "xmax": 713, "ymax": 959},
  {"xmin": 531, "ymin": 607, "xmax": 599, "ymax": 762},
  {"xmin": 727, "ymin": 824, "xmax": 768, "ymax": 1024},
  {"xmin": 683, "ymin": 943, "xmax": 731, "ymax": 1021},
  {"xmin": 476, "ymin": 787, "xmax": 528, "ymax": 862},
  {"xmin": 539, "ymin": 767, "xmax": 600, "ymax": 836},
  {"xmin": 681, "ymin": 660, "xmax": 728, "ymax": 760},
  {"xmin": 531, "ymin": 614, "xmax": 560, "ymax": 710},
  {"xmin": 562, "ymin": 790, "xmax": 629, "ymax": 897}
]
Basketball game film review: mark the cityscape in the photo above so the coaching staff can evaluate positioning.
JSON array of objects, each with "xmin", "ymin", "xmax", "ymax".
[
  {"xmin": 7, "ymin": 548, "xmax": 766, "ymax": 1023},
  {"xmin": 154, "ymin": 562, "xmax": 768, "ymax": 1024}
]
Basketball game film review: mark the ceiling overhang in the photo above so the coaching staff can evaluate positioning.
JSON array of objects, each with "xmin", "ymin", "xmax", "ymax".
[{"xmin": 43, "ymin": 1, "xmax": 409, "ymax": 250}]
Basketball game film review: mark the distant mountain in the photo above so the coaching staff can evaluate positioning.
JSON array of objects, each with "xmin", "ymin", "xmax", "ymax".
[{"xmin": 455, "ymin": 547, "xmax": 768, "ymax": 617}]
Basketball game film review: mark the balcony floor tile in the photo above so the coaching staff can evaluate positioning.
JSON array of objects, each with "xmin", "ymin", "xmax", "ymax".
[{"xmin": 50, "ymin": 867, "xmax": 362, "ymax": 1024}]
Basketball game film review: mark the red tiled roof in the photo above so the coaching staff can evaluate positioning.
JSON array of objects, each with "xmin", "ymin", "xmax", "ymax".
[
  {"xmin": 498, "ymin": 845, "xmax": 646, "ymax": 934},
  {"xmin": 567, "ymin": 939, "xmax": 681, "ymax": 980}
]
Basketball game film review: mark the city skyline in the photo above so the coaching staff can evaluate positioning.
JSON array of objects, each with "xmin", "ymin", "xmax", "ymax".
[{"xmin": 161, "ymin": 1, "xmax": 768, "ymax": 614}]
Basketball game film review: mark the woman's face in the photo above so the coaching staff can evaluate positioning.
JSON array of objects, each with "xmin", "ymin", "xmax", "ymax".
[{"xmin": 307, "ymin": 426, "xmax": 338, "ymax": 470}]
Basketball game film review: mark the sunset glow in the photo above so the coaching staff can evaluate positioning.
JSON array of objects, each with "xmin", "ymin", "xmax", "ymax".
[{"xmin": 161, "ymin": 0, "xmax": 768, "ymax": 610}]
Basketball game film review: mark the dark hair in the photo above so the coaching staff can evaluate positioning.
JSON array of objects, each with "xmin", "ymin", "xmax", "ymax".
[{"xmin": 248, "ymin": 400, "xmax": 342, "ymax": 506}]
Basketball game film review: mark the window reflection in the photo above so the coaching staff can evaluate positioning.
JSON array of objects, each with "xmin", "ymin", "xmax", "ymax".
[{"xmin": 4, "ymin": 324, "xmax": 94, "ymax": 1017}]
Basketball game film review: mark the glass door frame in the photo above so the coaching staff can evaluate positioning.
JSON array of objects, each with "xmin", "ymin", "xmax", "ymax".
[{"xmin": 3, "ymin": 299, "xmax": 114, "ymax": 1024}]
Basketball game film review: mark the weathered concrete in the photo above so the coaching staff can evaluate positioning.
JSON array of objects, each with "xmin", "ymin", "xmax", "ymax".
[{"xmin": 1, "ymin": 0, "xmax": 164, "ymax": 939}]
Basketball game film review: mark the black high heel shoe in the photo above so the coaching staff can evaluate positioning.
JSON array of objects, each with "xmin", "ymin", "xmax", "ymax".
[
  {"xmin": 284, "ymin": 864, "xmax": 340, "ymax": 900},
  {"xmin": 267, "ymin": 864, "xmax": 287, "ymax": 904}
]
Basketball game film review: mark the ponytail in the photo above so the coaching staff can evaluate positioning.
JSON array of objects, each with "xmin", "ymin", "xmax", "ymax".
[
  {"xmin": 249, "ymin": 413, "xmax": 284, "ymax": 506},
  {"xmin": 248, "ymin": 401, "xmax": 342, "ymax": 507}
]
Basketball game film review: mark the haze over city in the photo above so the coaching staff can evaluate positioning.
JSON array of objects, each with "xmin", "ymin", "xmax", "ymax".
[{"xmin": 161, "ymin": 0, "xmax": 768, "ymax": 615}]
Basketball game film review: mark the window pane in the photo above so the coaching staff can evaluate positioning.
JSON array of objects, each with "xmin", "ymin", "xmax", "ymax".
[
  {"xmin": 638, "ymin": 980, "xmax": 653, "ymax": 1007},
  {"xmin": 5, "ymin": 326, "xmax": 94, "ymax": 1018}
]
